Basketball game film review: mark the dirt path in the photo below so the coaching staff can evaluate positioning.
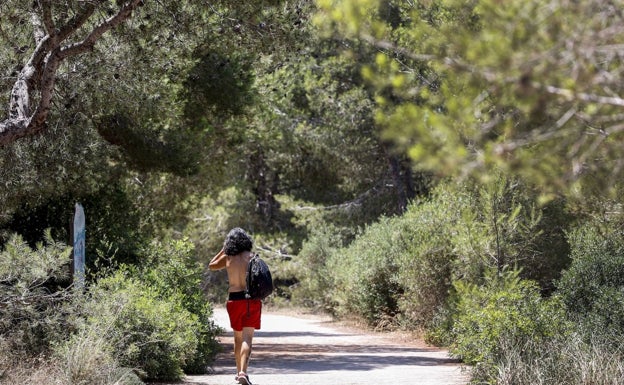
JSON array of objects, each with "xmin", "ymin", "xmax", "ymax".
[{"xmin": 182, "ymin": 307, "xmax": 470, "ymax": 385}]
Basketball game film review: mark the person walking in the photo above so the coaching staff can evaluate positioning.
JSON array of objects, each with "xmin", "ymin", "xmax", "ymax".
[{"xmin": 209, "ymin": 227, "xmax": 261, "ymax": 385}]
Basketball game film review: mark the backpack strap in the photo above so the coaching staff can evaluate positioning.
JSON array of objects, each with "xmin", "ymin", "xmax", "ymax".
[
  {"xmin": 245, "ymin": 252, "xmax": 257, "ymax": 300},
  {"xmin": 245, "ymin": 253, "xmax": 259, "ymax": 316}
]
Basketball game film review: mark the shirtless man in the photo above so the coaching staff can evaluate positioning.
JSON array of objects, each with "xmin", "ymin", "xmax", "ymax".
[{"xmin": 209, "ymin": 227, "xmax": 261, "ymax": 385}]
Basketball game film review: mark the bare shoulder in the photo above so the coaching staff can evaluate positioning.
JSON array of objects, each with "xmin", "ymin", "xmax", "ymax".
[{"xmin": 227, "ymin": 252, "xmax": 251, "ymax": 269}]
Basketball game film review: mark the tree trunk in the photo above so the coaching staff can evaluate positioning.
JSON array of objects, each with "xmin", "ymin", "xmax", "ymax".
[
  {"xmin": 386, "ymin": 151, "xmax": 417, "ymax": 214},
  {"xmin": 0, "ymin": 0, "xmax": 143, "ymax": 146},
  {"xmin": 248, "ymin": 150, "xmax": 280, "ymax": 223}
]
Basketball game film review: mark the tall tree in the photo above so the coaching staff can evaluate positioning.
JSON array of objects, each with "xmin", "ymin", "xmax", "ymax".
[
  {"xmin": 0, "ymin": 0, "xmax": 145, "ymax": 145},
  {"xmin": 0, "ymin": 1, "xmax": 253, "ymax": 256},
  {"xmin": 316, "ymin": 0, "xmax": 624, "ymax": 198},
  {"xmin": 183, "ymin": 0, "xmax": 430, "ymax": 231}
]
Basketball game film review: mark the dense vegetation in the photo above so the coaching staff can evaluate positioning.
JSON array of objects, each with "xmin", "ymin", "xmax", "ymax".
[{"xmin": 1, "ymin": 1, "xmax": 624, "ymax": 384}]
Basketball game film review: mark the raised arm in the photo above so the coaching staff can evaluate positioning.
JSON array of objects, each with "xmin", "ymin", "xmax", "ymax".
[{"xmin": 209, "ymin": 248, "xmax": 228, "ymax": 271}]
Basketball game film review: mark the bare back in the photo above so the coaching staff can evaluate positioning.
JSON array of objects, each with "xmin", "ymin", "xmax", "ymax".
[{"xmin": 226, "ymin": 251, "xmax": 252, "ymax": 293}]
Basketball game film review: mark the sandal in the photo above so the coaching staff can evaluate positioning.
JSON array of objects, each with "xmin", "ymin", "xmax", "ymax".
[{"xmin": 237, "ymin": 372, "xmax": 252, "ymax": 385}]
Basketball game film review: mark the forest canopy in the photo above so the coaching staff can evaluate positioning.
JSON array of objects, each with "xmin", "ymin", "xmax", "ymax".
[
  {"xmin": 2, "ymin": 1, "xmax": 624, "ymax": 384},
  {"xmin": 316, "ymin": 0, "xmax": 624, "ymax": 199}
]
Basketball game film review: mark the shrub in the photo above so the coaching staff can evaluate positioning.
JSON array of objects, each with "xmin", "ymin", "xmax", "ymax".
[
  {"xmin": 0, "ymin": 353, "xmax": 67, "ymax": 385},
  {"xmin": 0, "ymin": 231, "xmax": 73, "ymax": 355},
  {"xmin": 290, "ymin": 224, "xmax": 345, "ymax": 310},
  {"xmin": 394, "ymin": 184, "xmax": 463, "ymax": 329},
  {"xmin": 306, "ymin": 177, "xmax": 573, "ymax": 337},
  {"xmin": 132, "ymin": 239, "xmax": 221, "ymax": 374},
  {"xmin": 316, "ymin": 180, "xmax": 469, "ymax": 329},
  {"xmin": 558, "ymin": 221, "xmax": 624, "ymax": 342},
  {"xmin": 318, "ymin": 180, "xmax": 474, "ymax": 329},
  {"xmin": 0, "ymin": 232, "xmax": 144, "ymax": 385},
  {"xmin": 325, "ymin": 216, "xmax": 404, "ymax": 327},
  {"xmin": 427, "ymin": 177, "xmax": 572, "ymax": 344},
  {"xmin": 449, "ymin": 268, "xmax": 570, "ymax": 373},
  {"xmin": 85, "ymin": 272, "xmax": 199, "ymax": 381},
  {"xmin": 81, "ymin": 239, "xmax": 221, "ymax": 380},
  {"xmin": 450, "ymin": 176, "xmax": 571, "ymax": 291}
]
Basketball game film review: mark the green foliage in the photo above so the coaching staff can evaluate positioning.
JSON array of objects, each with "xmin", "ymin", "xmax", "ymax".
[
  {"xmin": 131, "ymin": 239, "xmax": 222, "ymax": 374},
  {"xmin": 327, "ymin": 216, "xmax": 403, "ymax": 327},
  {"xmin": 393, "ymin": 184, "xmax": 462, "ymax": 327},
  {"xmin": 1, "ymin": 0, "xmax": 427, "ymax": 287},
  {"xmin": 313, "ymin": 177, "xmax": 573, "ymax": 333},
  {"xmin": 558, "ymin": 220, "xmax": 624, "ymax": 342},
  {"xmin": 291, "ymin": 224, "xmax": 347, "ymax": 309},
  {"xmin": 182, "ymin": 0, "xmax": 428, "ymax": 243},
  {"xmin": 449, "ymin": 268, "xmax": 570, "ymax": 370},
  {"xmin": 250, "ymin": 52, "xmax": 385, "ymax": 205},
  {"xmin": 0, "ymin": 231, "xmax": 73, "ymax": 355},
  {"xmin": 322, "ymin": 181, "xmax": 462, "ymax": 328},
  {"xmin": 316, "ymin": 0, "xmax": 624, "ymax": 199},
  {"xmin": 450, "ymin": 176, "xmax": 572, "ymax": 291},
  {"xmin": 85, "ymin": 272, "xmax": 200, "ymax": 381},
  {"xmin": 0, "ymin": 1, "xmax": 260, "ymax": 261},
  {"xmin": 2, "ymin": 182, "xmax": 151, "ymax": 269},
  {"xmin": 0, "ymin": 232, "xmax": 218, "ymax": 383},
  {"xmin": 0, "ymin": 120, "xmax": 115, "ymax": 227},
  {"xmin": 182, "ymin": 49, "xmax": 255, "ymax": 119}
]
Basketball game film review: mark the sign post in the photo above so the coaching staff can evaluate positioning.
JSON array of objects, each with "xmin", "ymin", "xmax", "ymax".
[{"xmin": 73, "ymin": 203, "xmax": 86, "ymax": 290}]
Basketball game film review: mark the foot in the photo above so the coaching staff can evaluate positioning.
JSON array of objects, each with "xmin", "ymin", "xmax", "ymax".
[{"xmin": 237, "ymin": 372, "xmax": 252, "ymax": 385}]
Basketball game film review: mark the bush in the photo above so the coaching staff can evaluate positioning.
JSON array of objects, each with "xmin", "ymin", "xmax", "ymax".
[
  {"xmin": 449, "ymin": 268, "xmax": 571, "ymax": 377},
  {"xmin": 290, "ymin": 224, "xmax": 345, "ymax": 310},
  {"xmin": 85, "ymin": 272, "xmax": 199, "ymax": 381},
  {"xmin": 394, "ymin": 184, "xmax": 464, "ymax": 329},
  {"xmin": 132, "ymin": 239, "xmax": 221, "ymax": 374},
  {"xmin": 82, "ymin": 239, "xmax": 221, "ymax": 380},
  {"xmin": 320, "ymin": 182, "xmax": 461, "ymax": 329},
  {"xmin": 0, "ymin": 231, "xmax": 73, "ymax": 355},
  {"xmin": 297, "ymin": 176, "xmax": 574, "ymax": 347},
  {"xmin": 558, "ymin": 221, "xmax": 624, "ymax": 342},
  {"xmin": 318, "ymin": 179, "xmax": 533, "ymax": 330},
  {"xmin": 325, "ymin": 216, "xmax": 404, "ymax": 328},
  {"xmin": 450, "ymin": 176, "xmax": 571, "ymax": 291},
  {"xmin": 0, "ymin": 232, "xmax": 143, "ymax": 385}
]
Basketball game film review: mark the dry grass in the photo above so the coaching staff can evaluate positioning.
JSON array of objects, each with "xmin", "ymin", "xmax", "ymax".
[
  {"xmin": 0, "ymin": 328, "xmax": 143, "ymax": 385},
  {"xmin": 0, "ymin": 354, "xmax": 142, "ymax": 385},
  {"xmin": 494, "ymin": 334, "xmax": 624, "ymax": 385},
  {"xmin": 0, "ymin": 349, "xmax": 63, "ymax": 385}
]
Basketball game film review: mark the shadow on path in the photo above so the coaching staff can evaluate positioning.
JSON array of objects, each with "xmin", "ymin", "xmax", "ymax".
[
  {"xmin": 214, "ymin": 326, "xmax": 461, "ymax": 375},
  {"xmin": 176, "ymin": 308, "xmax": 470, "ymax": 385}
]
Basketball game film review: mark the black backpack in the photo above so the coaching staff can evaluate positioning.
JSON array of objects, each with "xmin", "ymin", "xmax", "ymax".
[{"xmin": 245, "ymin": 253, "xmax": 274, "ymax": 300}]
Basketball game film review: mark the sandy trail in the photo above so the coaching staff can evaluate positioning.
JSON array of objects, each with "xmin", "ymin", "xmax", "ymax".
[{"xmin": 177, "ymin": 307, "xmax": 469, "ymax": 385}]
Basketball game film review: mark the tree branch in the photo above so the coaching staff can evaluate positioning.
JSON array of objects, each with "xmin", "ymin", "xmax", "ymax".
[
  {"xmin": 56, "ymin": 2, "xmax": 98, "ymax": 43},
  {"xmin": 540, "ymin": 84, "xmax": 624, "ymax": 107},
  {"xmin": 0, "ymin": 0, "xmax": 144, "ymax": 146},
  {"xmin": 39, "ymin": 0, "xmax": 55, "ymax": 36},
  {"xmin": 59, "ymin": 0, "xmax": 141, "ymax": 59}
]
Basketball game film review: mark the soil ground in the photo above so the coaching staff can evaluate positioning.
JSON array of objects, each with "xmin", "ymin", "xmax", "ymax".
[{"xmin": 168, "ymin": 306, "xmax": 470, "ymax": 385}]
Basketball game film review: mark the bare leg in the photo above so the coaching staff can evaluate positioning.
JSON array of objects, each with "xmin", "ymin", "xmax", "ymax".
[
  {"xmin": 240, "ymin": 327, "xmax": 255, "ymax": 374},
  {"xmin": 233, "ymin": 330, "xmax": 243, "ymax": 374}
]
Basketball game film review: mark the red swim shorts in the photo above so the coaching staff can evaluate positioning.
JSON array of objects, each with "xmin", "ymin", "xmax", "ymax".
[{"xmin": 226, "ymin": 299, "xmax": 262, "ymax": 331}]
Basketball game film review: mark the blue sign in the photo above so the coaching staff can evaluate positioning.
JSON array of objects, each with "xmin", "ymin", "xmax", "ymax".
[{"xmin": 73, "ymin": 203, "xmax": 85, "ymax": 289}]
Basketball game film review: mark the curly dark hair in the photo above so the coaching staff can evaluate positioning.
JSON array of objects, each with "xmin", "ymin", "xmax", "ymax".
[{"xmin": 223, "ymin": 227, "xmax": 253, "ymax": 256}]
